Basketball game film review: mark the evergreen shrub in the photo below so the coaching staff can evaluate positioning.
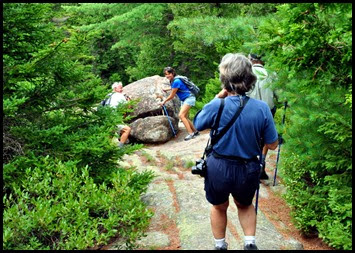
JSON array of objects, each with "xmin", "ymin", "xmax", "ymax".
[
  {"xmin": 3, "ymin": 156, "xmax": 154, "ymax": 250},
  {"xmin": 256, "ymin": 3, "xmax": 352, "ymax": 250},
  {"xmin": 3, "ymin": 3, "xmax": 155, "ymax": 250}
]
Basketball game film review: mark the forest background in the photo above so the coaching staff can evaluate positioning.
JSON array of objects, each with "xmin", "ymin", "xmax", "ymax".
[{"xmin": 3, "ymin": 3, "xmax": 352, "ymax": 250}]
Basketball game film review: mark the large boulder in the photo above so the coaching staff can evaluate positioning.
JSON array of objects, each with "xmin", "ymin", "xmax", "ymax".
[
  {"xmin": 130, "ymin": 116, "xmax": 178, "ymax": 143},
  {"xmin": 122, "ymin": 75, "xmax": 180, "ymax": 143}
]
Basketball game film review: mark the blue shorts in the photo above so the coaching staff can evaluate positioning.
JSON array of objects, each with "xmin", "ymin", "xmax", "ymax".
[
  {"xmin": 204, "ymin": 154, "xmax": 260, "ymax": 206},
  {"xmin": 181, "ymin": 95, "xmax": 196, "ymax": 107}
]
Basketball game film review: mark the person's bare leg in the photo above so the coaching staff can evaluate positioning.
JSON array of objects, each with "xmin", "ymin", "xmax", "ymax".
[
  {"xmin": 119, "ymin": 126, "xmax": 131, "ymax": 144},
  {"xmin": 210, "ymin": 200, "xmax": 229, "ymax": 239},
  {"xmin": 179, "ymin": 105, "xmax": 194, "ymax": 134},
  {"xmin": 186, "ymin": 118, "xmax": 197, "ymax": 133},
  {"xmin": 233, "ymin": 199, "xmax": 256, "ymax": 236}
]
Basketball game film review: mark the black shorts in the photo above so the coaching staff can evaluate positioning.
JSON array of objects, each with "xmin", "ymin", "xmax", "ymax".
[{"xmin": 204, "ymin": 154, "xmax": 260, "ymax": 206}]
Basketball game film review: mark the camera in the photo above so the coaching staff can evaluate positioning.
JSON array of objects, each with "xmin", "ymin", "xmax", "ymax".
[{"xmin": 191, "ymin": 158, "xmax": 207, "ymax": 177}]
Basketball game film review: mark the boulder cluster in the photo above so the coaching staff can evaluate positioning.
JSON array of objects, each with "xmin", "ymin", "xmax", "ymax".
[{"xmin": 122, "ymin": 75, "xmax": 180, "ymax": 143}]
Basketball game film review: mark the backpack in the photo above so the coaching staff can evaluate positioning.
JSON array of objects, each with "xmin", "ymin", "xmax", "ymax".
[
  {"xmin": 174, "ymin": 75, "xmax": 200, "ymax": 96},
  {"xmin": 100, "ymin": 93, "xmax": 113, "ymax": 107}
]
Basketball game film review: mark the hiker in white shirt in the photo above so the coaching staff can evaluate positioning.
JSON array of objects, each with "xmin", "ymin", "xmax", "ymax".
[
  {"xmin": 109, "ymin": 82, "xmax": 131, "ymax": 148},
  {"xmin": 109, "ymin": 82, "xmax": 131, "ymax": 108}
]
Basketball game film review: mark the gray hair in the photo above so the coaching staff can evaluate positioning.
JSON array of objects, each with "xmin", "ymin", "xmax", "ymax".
[
  {"xmin": 219, "ymin": 53, "xmax": 256, "ymax": 94},
  {"xmin": 112, "ymin": 81, "xmax": 123, "ymax": 90}
]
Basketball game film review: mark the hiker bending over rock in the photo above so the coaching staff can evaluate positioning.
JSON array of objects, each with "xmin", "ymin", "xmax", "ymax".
[
  {"xmin": 160, "ymin": 67, "xmax": 199, "ymax": 141},
  {"xmin": 108, "ymin": 81, "xmax": 131, "ymax": 148},
  {"xmin": 194, "ymin": 53, "xmax": 278, "ymax": 250}
]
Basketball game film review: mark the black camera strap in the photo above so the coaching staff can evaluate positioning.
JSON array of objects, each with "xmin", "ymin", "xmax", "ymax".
[
  {"xmin": 202, "ymin": 98, "xmax": 224, "ymax": 157},
  {"xmin": 211, "ymin": 98, "xmax": 225, "ymax": 137},
  {"xmin": 203, "ymin": 96, "xmax": 250, "ymax": 158},
  {"xmin": 211, "ymin": 96, "xmax": 250, "ymax": 146}
]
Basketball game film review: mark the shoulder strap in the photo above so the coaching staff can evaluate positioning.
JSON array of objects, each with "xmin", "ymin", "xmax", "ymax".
[
  {"xmin": 174, "ymin": 75, "xmax": 186, "ymax": 81},
  {"xmin": 210, "ymin": 96, "xmax": 250, "ymax": 146},
  {"xmin": 211, "ymin": 98, "xmax": 225, "ymax": 137},
  {"xmin": 202, "ymin": 98, "xmax": 225, "ymax": 157},
  {"xmin": 106, "ymin": 92, "xmax": 114, "ymax": 105},
  {"xmin": 173, "ymin": 76, "xmax": 190, "ymax": 93}
]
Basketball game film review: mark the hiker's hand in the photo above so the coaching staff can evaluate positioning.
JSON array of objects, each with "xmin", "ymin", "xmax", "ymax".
[
  {"xmin": 159, "ymin": 101, "xmax": 165, "ymax": 107},
  {"xmin": 216, "ymin": 88, "xmax": 228, "ymax": 98}
]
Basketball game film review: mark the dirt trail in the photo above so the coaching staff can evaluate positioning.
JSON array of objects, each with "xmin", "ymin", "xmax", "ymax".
[{"xmin": 106, "ymin": 122, "xmax": 333, "ymax": 250}]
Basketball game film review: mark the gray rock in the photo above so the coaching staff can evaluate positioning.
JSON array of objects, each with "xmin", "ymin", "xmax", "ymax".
[
  {"xmin": 122, "ymin": 75, "xmax": 181, "ymax": 143},
  {"xmin": 135, "ymin": 231, "xmax": 170, "ymax": 249},
  {"xmin": 282, "ymin": 238, "xmax": 304, "ymax": 250},
  {"xmin": 130, "ymin": 116, "xmax": 178, "ymax": 143}
]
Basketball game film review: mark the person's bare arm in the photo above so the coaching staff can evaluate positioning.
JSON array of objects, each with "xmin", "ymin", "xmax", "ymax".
[
  {"xmin": 160, "ymin": 88, "xmax": 178, "ymax": 106},
  {"xmin": 266, "ymin": 139, "xmax": 278, "ymax": 150},
  {"xmin": 162, "ymin": 87, "xmax": 172, "ymax": 92}
]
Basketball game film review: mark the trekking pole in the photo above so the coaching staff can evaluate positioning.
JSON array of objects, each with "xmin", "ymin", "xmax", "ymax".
[
  {"xmin": 254, "ymin": 155, "xmax": 263, "ymax": 215},
  {"xmin": 255, "ymin": 139, "xmax": 264, "ymax": 215},
  {"xmin": 162, "ymin": 105, "xmax": 177, "ymax": 137},
  {"xmin": 255, "ymin": 176, "xmax": 260, "ymax": 215},
  {"xmin": 273, "ymin": 101, "xmax": 288, "ymax": 186}
]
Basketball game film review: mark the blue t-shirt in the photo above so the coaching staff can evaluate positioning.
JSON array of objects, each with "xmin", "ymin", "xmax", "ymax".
[
  {"xmin": 193, "ymin": 95, "xmax": 278, "ymax": 159},
  {"xmin": 171, "ymin": 78, "xmax": 191, "ymax": 101}
]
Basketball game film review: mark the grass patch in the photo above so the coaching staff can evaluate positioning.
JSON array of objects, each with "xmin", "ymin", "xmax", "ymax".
[
  {"xmin": 184, "ymin": 160, "xmax": 195, "ymax": 169},
  {"xmin": 164, "ymin": 160, "xmax": 175, "ymax": 171},
  {"xmin": 140, "ymin": 150, "xmax": 156, "ymax": 165}
]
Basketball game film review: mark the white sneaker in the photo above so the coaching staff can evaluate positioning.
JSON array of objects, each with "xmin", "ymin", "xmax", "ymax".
[
  {"xmin": 215, "ymin": 242, "xmax": 228, "ymax": 250},
  {"xmin": 184, "ymin": 133, "xmax": 194, "ymax": 141}
]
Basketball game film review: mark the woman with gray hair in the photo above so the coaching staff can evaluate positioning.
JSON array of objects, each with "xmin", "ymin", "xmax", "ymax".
[
  {"xmin": 107, "ymin": 81, "xmax": 131, "ymax": 148},
  {"xmin": 193, "ymin": 53, "xmax": 278, "ymax": 250}
]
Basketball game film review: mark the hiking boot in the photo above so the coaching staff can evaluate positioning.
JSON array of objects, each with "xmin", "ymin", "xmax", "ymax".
[
  {"xmin": 184, "ymin": 133, "xmax": 195, "ymax": 141},
  {"xmin": 193, "ymin": 131, "xmax": 200, "ymax": 137},
  {"xmin": 215, "ymin": 242, "xmax": 228, "ymax": 250},
  {"xmin": 244, "ymin": 243, "xmax": 258, "ymax": 250}
]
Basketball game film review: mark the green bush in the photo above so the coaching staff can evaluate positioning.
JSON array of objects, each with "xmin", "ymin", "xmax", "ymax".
[
  {"xmin": 3, "ymin": 156, "xmax": 154, "ymax": 250},
  {"xmin": 256, "ymin": 3, "xmax": 352, "ymax": 250},
  {"xmin": 3, "ymin": 4, "xmax": 154, "ymax": 250}
]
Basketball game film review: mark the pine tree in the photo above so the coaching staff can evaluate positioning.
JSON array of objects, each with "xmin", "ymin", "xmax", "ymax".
[
  {"xmin": 3, "ymin": 3, "xmax": 153, "ymax": 249},
  {"xmin": 256, "ymin": 3, "xmax": 352, "ymax": 250}
]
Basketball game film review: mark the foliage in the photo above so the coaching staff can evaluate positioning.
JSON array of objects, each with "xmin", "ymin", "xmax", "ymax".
[
  {"xmin": 168, "ymin": 3, "xmax": 278, "ymax": 19},
  {"xmin": 256, "ymin": 3, "xmax": 352, "ymax": 250},
  {"xmin": 166, "ymin": 4, "xmax": 277, "ymax": 114},
  {"xmin": 3, "ymin": 3, "xmax": 154, "ymax": 250},
  {"xmin": 63, "ymin": 3, "xmax": 172, "ymax": 84},
  {"xmin": 169, "ymin": 15, "xmax": 262, "ymax": 108},
  {"xmin": 3, "ymin": 3, "xmax": 57, "ymax": 65},
  {"xmin": 3, "ymin": 156, "xmax": 154, "ymax": 250}
]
